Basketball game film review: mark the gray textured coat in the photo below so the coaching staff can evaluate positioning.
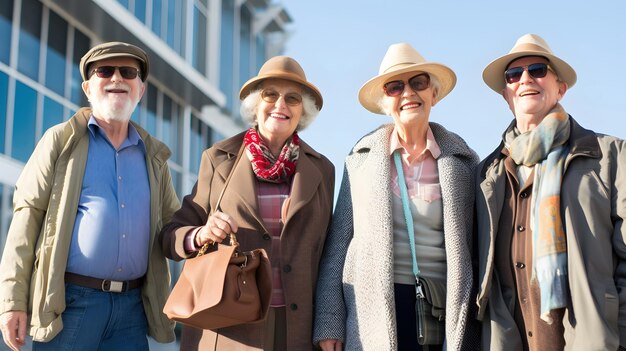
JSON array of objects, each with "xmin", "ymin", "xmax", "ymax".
[{"xmin": 314, "ymin": 123, "xmax": 480, "ymax": 350}]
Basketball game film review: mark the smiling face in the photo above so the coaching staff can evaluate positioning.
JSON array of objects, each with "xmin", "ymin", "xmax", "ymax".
[
  {"xmin": 502, "ymin": 56, "xmax": 567, "ymax": 132},
  {"xmin": 255, "ymin": 78, "xmax": 303, "ymax": 147},
  {"xmin": 380, "ymin": 71, "xmax": 437, "ymax": 128},
  {"xmin": 82, "ymin": 57, "xmax": 145, "ymax": 123}
]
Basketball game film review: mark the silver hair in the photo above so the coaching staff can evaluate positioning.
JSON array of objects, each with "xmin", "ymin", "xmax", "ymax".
[
  {"xmin": 377, "ymin": 73, "xmax": 442, "ymax": 115},
  {"xmin": 239, "ymin": 88, "xmax": 319, "ymax": 131}
]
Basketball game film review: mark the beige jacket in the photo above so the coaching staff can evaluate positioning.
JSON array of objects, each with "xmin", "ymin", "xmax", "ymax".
[
  {"xmin": 0, "ymin": 107, "xmax": 180, "ymax": 342},
  {"xmin": 476, "ymin": 117, "xmax": 626, "ymax": 350}
]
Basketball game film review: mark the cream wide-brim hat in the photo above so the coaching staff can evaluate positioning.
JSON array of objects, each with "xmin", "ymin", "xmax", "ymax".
[
  {"xmin": 482, "ymin": 33, "xmax": 577, "ymax": 93},
  {"xmin": 239, "ymin": 56, "xmax": 323, "ymax": 110},
  {"xmin": 358, "ymin": 43, "xmax": 456, "ymax": 115}
]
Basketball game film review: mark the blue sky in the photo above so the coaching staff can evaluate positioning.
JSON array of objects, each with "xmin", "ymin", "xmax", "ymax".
[{"xmin": 282, "ymin": 1, "xmax": 626, "ymax": 186}]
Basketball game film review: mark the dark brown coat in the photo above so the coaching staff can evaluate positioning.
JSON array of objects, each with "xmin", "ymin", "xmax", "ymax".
[{"xmin": 161, "ymin": 132, "xmax": 334, "ymax": 350}]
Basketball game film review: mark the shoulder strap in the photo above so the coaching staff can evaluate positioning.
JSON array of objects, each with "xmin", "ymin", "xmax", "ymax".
[
  {"xmin": 393, "ymin": 150, "xmax": 420, "ymax": 277},
  {"xmin": 214, "ymin": 143, "xmax": 246, "ymax": 212}
]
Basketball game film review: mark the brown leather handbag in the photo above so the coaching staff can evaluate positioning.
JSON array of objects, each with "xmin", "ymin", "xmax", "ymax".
[{"xmin": 163, "ymin": 145, "xmax": 272, "ymax": 329}]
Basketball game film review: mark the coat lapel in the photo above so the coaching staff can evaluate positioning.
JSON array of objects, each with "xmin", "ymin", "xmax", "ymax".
[
  {"xmin": 213, "ymin": 137, "xmax": 266, "ymax": 231},
  {"xmin": 283, "ymin": 142, "xmax": 322, "ymax": 226}
]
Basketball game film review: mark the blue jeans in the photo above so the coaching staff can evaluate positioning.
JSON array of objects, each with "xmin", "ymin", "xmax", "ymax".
[{"xmin": 33, "ymin": 283, "xmax": 148, "ymax": 351}]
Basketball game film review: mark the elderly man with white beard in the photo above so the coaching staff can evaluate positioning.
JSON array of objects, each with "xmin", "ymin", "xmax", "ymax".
[{"xmin": 0, "ymin": 42, "xmax": 179, "ymax": 351}]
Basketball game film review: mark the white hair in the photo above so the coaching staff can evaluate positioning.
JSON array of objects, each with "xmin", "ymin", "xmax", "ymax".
[{"xmin": 239, "ymin": 89, "xmax": 320, "ymax": 131}]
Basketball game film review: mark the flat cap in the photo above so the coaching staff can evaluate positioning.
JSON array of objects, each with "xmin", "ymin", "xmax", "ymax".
[{"xmin": 80, "ymin": 41, "xmax": 149, "ymax": 81}]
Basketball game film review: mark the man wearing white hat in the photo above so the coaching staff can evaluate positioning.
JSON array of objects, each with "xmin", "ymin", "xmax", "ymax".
[{"xmin": 475, "ymin": 33, "xmax": 626, "ymax": 351}]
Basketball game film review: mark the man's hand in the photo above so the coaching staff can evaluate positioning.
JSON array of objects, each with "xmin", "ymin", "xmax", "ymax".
[{"xmin": 0, "ymin": 311, "xmax": 27, "ymax": 351}]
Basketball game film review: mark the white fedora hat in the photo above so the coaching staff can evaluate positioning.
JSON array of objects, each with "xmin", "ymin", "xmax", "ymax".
[
  {"xmin": 483, "ymin": 33, "xmax": 577, "ymax": 93},
  {"xmin": 358, "ymin": 43, "xmax": 456, "ymax": 115}
]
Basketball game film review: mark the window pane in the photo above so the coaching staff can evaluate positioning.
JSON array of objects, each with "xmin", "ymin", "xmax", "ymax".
[
  {"xmin": 161, "ymin": 95, "xmax": 180, "ymax": 163},
  {"xmin": 152, "ymin": 0, "xmax": 163, "ymax": 37},
  {"xmin": 239, "ymin": 6, "xmax": 251, "ymax": 88},
  {"xmin": 45, "ymin": 11, "xmax": 68, "ymax": 96},
  {"xmin": 146, "ymin": 84, "xmax": 157, "ymax": 135},
  {"xmin": 18, "ymin": 0, "xmax": 43, "ymax": 80},
  {"xmin": 117, "ymin": 0, "xmax": 130, "ymax": 9},
  {"xmin": 190, "ymin": 115, "xmax": 211, "ymax": 174},
  {"xmin": 42, "ymin": 97, "xmax": 64, "ymax": 134},
  {"xmin": 220, "ymin": 0, "xmax": 235, "ymax": 113},
  {"xmin": 12, "ymin": 81, "xmax": 37, "ymax": 162},
  {"xmin": 131, "ymin": 102, "xmax": 141, "ymax": 123},
  {"xmin": 192, "ymin": 8, "xmax": 206, "ymax": 75},
  {"xmin": 0, "ymin": 72, "xmax": 8, "ymax": 154},
  {"xmin": 0, "ymin": 0, "xmax": 13, "ymax": 64},
  {"xmin": 135, "ymin": 0, "xmax": 146, "ymax": 23},
  {"xmin": 71, "ymin": 30, "xmax": 89, "ymax": 106},
  {"xmin": 170, "ymin": 169, "xmax": 181, "ymax": 198}
]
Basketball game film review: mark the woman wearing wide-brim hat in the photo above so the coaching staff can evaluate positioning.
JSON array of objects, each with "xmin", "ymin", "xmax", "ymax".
[
  {"xmin": 314, "ymin": 43, "xmax": 480, "ymax": 351},
  {"xmin": 161, "ymin": 56, "xmax": 334, "ymax": 350}
]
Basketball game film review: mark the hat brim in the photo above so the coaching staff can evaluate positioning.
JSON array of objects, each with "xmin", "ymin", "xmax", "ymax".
[
  {"xmin": 483, "ymin": 51, "xmax": 577, "ymax": 93},
  {"xmin": 239, "ymin": 73, "xmax": 323, "ymax": 110},
  {"xmin": 358, "ymin": 63, "xmax": 456, "ymax": 115}
]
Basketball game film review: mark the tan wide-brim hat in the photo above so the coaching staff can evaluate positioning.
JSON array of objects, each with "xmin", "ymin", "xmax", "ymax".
[
  {"xmin": 483, "ymin": 33, "xmax": 577, "ymax": 93},
  {"xmin": 80, "ymin": 42, "xmax": 149, "ymax": 82},
  {"xmin": 358, "ymin": 43, "xmax": 456, "ymax": 115},
  {"xmin": 239, "ymin": 56, "xmax": 323, "ymax": 110}
]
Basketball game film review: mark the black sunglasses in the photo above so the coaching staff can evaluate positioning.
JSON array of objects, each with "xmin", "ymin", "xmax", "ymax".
[
  {"xmin": 504, "ymin": 63, "xmax": 553, "ymax": 84},
  {"xmin": 261, "ymin": 89, "xmax": 303, "ymax": 106},
  {"xmin": 90, "ymin": 66, "xmax": 140, "ymax": 80},
  {"xmin": 383, "ymin": 74, "xmax": 430, "ymax": 97}
]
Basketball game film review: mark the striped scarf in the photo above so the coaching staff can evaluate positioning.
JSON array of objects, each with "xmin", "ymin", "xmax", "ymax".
[{"xmin": 504, "ymin": 103, "xmax": 570, "ymax": 323}]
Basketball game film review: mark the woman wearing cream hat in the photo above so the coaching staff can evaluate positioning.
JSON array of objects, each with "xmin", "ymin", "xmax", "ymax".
[
  {"xmin": 161, "ymin": 56, "xmax": 334, "ymax": 350},
  {"xmin": 314, "ymin": 43, "xmax": 479, "ymax": 350}
]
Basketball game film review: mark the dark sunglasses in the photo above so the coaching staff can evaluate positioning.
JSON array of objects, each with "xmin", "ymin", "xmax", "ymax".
[
  {"xmin": 90, "ymin": 66, "xmax": 140, "ymax": 80},
  {"xmin": 261, "ymin": 89, "xmax": 302, "ymax": 106},
  {"xmin": 383, "ymin": 73, "xmax": 430, "ymax": 97},
  {"xmin": 504, "ymin": 63, "xmax": 553, "ymax": 84}
]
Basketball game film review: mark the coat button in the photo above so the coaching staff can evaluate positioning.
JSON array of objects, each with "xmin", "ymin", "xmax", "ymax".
[
  {"xmin": 517, "ymin": 225, "xmax": 525, "ymax": 232},
  {"xmin": 520, "ymin": 192, "xmax": 528, "ymax": 198},
  {"xmin": 283, "ymin": 265, "xmax": 291, "ymax": 273},
  {"xmin": 262, "ymin": 233, "xmax": 271, "ymax": 240},
  {"xmin": 290, "ymin": 303, "xmax": 298, "ymax": 310},
  {"xmin": 515, "ymin": 262, "xmax": 526, "ymax": 269}
]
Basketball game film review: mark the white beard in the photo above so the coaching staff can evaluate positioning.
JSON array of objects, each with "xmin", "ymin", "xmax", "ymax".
[{"xmin": 89, "ymin": 84, "xmax": 138, "ymax": 122}]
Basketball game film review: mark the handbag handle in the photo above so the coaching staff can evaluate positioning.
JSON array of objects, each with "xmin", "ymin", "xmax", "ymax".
[{"xmin": 199, "ymin": 143, "xmax": 246, "ymax": 255}]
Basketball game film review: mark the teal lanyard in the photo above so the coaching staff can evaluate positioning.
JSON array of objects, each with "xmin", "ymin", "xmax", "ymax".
[{"xmin": 393, "ymin": 150, "xmax": 420, "ymax": 279}]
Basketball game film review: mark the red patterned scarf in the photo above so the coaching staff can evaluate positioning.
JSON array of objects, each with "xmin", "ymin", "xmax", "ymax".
[{"xmin": 243, "ymin": 128, "xmax": 300, "ymax": 183}]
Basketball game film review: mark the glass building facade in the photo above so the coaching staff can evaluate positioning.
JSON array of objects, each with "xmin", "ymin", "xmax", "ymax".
[
  {"xmin": 0, "ymin": 0, "xmax": 291, "ymax": 247},
  {"xmin": 0, "ymin": 1, "xmax": 292, "ymax": 346}
]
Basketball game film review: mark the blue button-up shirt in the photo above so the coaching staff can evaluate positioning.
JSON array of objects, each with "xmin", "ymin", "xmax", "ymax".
[{"xmin": 66, "ymin": 116, "xmax": 151, "ymax": 281}]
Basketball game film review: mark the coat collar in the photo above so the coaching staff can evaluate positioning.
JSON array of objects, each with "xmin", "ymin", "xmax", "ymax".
[
  {"xmin": 352, "ymin": 122, "xmax": 476, "ymax": 160},
  {"xmin": 213, "ymin": 131, "xmax": 324, "ymax": 231},
  {"xmin": 67, "ymin": 107, "xmax": 171, "ymax": 166},
  {"xmin": 479, "ymin": 115, "xmax": 600, "ymax": 178}
]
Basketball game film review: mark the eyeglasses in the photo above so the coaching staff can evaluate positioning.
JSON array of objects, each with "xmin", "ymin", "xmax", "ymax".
[
  {"xmin": 383, "ymin": 74, "xmax": 430, "ymax": 97},
  {"xmin": 504, "ymin": 63, "xmax": 554, "ymax": 84},
  {"xmin": 261, "ymin": 89, "xmax": 303, "ymax": 106},
  {"xmin": 90, "ymin": 66, "xmax": 140, "ymax": 80}
]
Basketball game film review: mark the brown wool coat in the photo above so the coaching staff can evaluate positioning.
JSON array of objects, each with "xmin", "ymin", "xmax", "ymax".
[{"xmin": 161, "ymin": 132, "xmax": 334, "ymax": 350}]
